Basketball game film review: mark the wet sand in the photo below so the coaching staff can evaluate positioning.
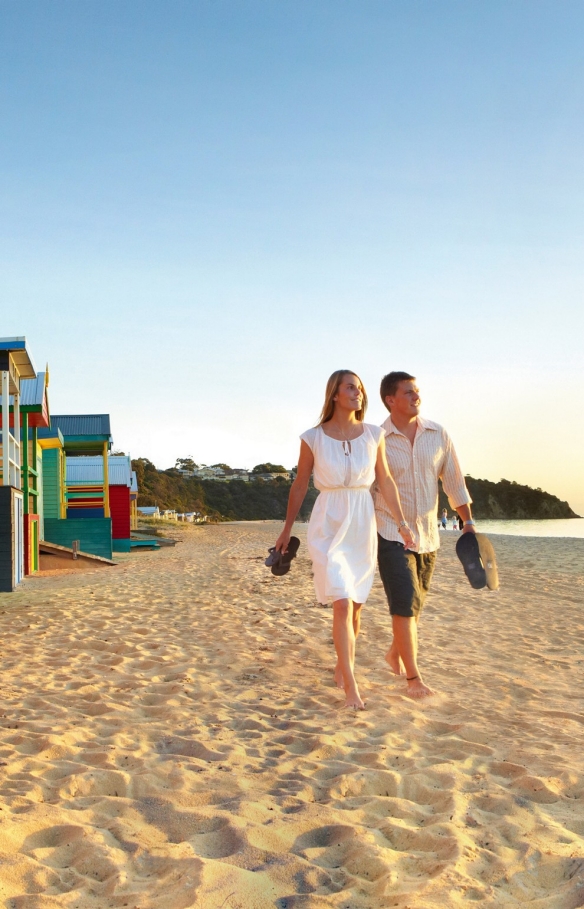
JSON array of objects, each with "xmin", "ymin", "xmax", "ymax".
[{"xmin": 1, "ymin": 523, "xmax": 583, "ymax": 908}]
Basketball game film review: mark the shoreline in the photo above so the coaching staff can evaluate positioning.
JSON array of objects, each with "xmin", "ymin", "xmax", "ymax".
[{"xmin": 221, "ymin": 517, "xmax": 584, "ymax": 540}]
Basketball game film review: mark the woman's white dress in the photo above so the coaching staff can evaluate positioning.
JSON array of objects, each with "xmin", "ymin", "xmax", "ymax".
[{"xmin": 300, "ymin": 423, "xmax": 385, "ymax": 604}]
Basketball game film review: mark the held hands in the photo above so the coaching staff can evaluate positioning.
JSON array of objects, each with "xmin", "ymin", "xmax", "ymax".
[{"xmin": 399, "ymin": 525, "xmax": 415, "ymax": 550}]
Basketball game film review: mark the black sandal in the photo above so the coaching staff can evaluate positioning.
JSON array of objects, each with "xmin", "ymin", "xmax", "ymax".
[{"xmin": 267, "ymin": 537, "xmax": 300, "ymax": 576}]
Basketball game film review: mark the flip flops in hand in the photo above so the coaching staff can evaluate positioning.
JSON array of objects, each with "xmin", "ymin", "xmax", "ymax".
[
  {"xmin": 456, "ymin": 532, "xmax": 499, "ymax": 591},
  {"xmin": 265, "ymin": 537, "xmax": 300, "ymax": 576}
]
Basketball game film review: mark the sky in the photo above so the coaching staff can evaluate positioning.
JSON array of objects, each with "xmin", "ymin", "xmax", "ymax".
[{"xmin": 1, "ymin": 0, "xmax": 583, "ymax": 513}]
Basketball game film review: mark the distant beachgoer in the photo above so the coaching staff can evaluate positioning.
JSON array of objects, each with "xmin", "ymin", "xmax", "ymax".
[
  {"xmin": 441, "ymin": 508, "xmax": 448, "ymax": 529},
  {"xmin": 452, "ymin": 514, "xmax": 458, "ymax": 530},
  {"xmin": 373, "ymin": 371, "xmax": 475, "ymax": 699},
  {"xmin": 274, "ymin": 370, "xmax": 414, "ymax": 710}
]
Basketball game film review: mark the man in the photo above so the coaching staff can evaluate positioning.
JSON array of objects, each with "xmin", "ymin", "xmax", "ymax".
[{"xmin": 373, "ymin": 371, "xmax": 475, "ymax": 699}]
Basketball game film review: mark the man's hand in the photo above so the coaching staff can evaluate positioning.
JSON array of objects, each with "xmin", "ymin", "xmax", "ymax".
[
  {"xmin": 462, "ymin": 523, "xmax": 476, "ymax": 534},
  {"xmin": 399, "ymin": 525, "xmax": 415, "ymax": 550}
]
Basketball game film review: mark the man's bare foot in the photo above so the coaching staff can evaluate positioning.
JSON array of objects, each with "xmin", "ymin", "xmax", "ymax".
[
  {"xmin": 405, "ymin": 677, "xmax": 434, "ymax": 699},
  {"xmin": 385, "ymin": 648, "xmax": 405, "ymax": 676},
  {"xmin": 333, "ymin": 664, "xmax": 344, "ymax": 689}
]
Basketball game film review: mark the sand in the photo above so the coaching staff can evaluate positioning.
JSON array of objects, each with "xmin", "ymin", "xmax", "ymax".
[{"xmin": 0, "ymin": 522, "xmax": 583, "ymax": 909}]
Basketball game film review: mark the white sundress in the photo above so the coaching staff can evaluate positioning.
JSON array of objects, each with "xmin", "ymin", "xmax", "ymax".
[{"xmin": 300, "ymin": 423, "xmax": 385, "ymax": 604}]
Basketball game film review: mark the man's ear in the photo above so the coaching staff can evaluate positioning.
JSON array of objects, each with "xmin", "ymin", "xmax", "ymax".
[{"xmin": 384, "ymin": 395, "xmax": 393, "ymax": 410}]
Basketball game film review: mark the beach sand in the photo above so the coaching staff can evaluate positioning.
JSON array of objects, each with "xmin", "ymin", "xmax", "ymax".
[{"xmin": 1, "ymin": 522, "xmax": 583, "ymax": 909}]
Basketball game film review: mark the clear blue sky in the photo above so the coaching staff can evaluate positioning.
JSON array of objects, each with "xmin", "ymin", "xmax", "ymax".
[{"xmin": 2, "ymin": 1, "xmax": 583, "ymax": 513}]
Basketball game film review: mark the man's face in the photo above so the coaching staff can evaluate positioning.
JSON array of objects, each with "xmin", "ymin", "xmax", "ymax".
[{"xmin": 386, "ymin": 379, "xmax": 421, "ymax": 418}]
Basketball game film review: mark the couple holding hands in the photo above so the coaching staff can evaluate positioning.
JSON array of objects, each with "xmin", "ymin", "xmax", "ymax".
[{"xmin": 274, "ymin": 369, "xmax": 475, "ymax": 709}]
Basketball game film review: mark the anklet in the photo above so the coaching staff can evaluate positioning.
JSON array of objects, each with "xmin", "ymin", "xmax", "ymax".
[{"xmin": 406, "ymin": 675, "xmax": 419, "ymax": 681}]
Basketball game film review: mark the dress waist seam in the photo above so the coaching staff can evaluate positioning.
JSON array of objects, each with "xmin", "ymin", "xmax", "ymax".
[{"xmin": 317, "ymin": 486, "xmax": 371, "ymax": 492}]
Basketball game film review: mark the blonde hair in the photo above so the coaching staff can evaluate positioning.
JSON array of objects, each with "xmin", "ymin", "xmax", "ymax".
[{"xmin": 317, "ymin": 370, "xmax": 368, "ymax": 425}]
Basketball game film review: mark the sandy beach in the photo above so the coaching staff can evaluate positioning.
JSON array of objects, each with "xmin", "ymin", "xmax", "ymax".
[{"xmin": 1, "ymin": 522, "xmax": 583, "ymax": 908}]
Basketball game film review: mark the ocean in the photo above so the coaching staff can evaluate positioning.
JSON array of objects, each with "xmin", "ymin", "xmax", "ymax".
[{"xmin": 448, "ymin": 518, "xmax": 584, "ymax": 539}]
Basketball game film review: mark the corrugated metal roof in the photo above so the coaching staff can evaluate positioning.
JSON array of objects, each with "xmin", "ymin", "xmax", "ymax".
[
  {"xmin": 66, "ymin": 454, "xmax": 132, "ymax": 486},
  {"xmin": 52, "ymin": 414, "xmax": 112, "ymax": 438},
  {"xmin": 18, "ymin": 372, "xmax": 46, "ymax": 407},
  {"xmin": 109, "ymin": 456, "xmax": 132, "ymax": 486},
  {"xmin": 66, "ymin": 457, "xmax": 104, "ymax": 484}
]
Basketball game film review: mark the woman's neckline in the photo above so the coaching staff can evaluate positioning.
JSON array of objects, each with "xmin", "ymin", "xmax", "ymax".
[{"xmin": 319, "ymin": 423, "xmax": 366, "ymax": 442}]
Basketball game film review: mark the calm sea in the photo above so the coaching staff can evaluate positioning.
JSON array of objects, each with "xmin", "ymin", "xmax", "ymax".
[{"xmin": 450, "ymin": 518, "xmax": 584, "ymax": 539}]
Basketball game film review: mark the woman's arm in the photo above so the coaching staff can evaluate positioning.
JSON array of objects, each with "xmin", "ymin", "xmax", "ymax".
[
  {"xmin": 374, "ymin": 440, "xmax": 415, "ymax": 550},
  {"xmin": 274, "ymin": 440, "xmax": 314, "ymax": 553}
]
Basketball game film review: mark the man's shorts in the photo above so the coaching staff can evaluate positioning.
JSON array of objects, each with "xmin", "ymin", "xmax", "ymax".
[{"xmin": 377, "ymin": 535, "xmax": 437, "ymax": 619}]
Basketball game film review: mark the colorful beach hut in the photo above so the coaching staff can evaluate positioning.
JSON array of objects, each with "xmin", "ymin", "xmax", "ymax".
[
  {"xmin": 43, "ymin": 414, "xmax": 114, "ymax": 559},
  {"xmin": 17, "ymin": 369, "xmax": 52, "ymax": 574},
  {"xmin": 0, "ymin": 337, "xmax": 36, "ymax": 591},
  {"xmin": 109, "ymin": 455, "xmax": 134, "ymax": 551},
  {"xmin": 63, "ymin": 453, "xmax": 134, "ymax": 552},
  {"xmin": 130, "ymin": 470, "xmax": 138, "ymax": 531}
]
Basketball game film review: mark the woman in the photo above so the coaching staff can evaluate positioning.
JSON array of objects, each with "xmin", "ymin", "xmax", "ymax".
[{"xmin": 275, "ymin": 370, "xmax": 414, "ymax": 710}]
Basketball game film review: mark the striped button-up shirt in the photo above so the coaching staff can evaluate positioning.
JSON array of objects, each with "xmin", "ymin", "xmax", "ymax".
[{"xmin": 373, "ymin": 415, "xmax": 472, "ymax": 554}]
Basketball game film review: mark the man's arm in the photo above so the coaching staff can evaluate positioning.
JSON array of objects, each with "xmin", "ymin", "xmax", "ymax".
[
  {"xmin": 440, "ymin": 432, "xmax": 476, "ymax": 534},
  {"xmin": 456, "ymin": 502, "xmax": 476, "ymax": 534}
]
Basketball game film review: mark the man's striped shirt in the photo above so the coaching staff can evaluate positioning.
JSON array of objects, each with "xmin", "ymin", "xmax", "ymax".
[{"xmin": 373, "ymin": 415, "xmax": 472, "ymax": 553}]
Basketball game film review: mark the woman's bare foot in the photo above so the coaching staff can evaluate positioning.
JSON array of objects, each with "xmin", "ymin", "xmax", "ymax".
[
  {"xmin": 405, "ymin": 676, "xmax": 434, "ymax": 699},
  {"xmin": 333, "ymin": 663, "xmax": 345, "ymax": 689},
  {"xmin": 385, "ymin": 647, "xmax": 405, "ymax": 676},
  {"xmin": 344, "ymin": 687, "xmax": 365, "ymax": 710}
]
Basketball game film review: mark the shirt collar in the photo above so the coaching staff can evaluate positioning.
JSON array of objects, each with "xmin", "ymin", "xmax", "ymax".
[{"xmin": 381, "ymin": 414, "xmax": 438, "ymax": 436}]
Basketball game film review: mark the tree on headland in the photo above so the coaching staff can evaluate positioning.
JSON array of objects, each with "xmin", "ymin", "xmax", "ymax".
[
  {"xmin": 210, "ymin": 463, "xmax": 232, "ymax": 472},
  {"xmin": 252, "ymin": 462, "xmax": 287, "ymax": 474},
  {"xmin": 175, "ymin": 457, "xmax": 199, "ymax": 472}
]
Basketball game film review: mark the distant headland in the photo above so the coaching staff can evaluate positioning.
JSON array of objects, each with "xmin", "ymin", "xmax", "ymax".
[{"xmin": 132, "ymin": 458, "xmax": 579, "ymax": 522}]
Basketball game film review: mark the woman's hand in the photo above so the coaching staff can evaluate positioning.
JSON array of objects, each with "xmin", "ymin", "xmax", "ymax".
[
  {"xmin": 273, "ymin": 440, "xmax": 313, "ymax": 556},
  {"xmin": 275, "ymin": 528, "xmax": 291, "ymax": 553},
  {"xmin": 399, "ymin": 524, "xmax": 415, "ymax": 550}
]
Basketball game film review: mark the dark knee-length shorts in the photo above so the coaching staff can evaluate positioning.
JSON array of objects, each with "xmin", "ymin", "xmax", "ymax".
[{"xmin": 377, "ymin": 535, "xmax": 437, "ymax": 619}]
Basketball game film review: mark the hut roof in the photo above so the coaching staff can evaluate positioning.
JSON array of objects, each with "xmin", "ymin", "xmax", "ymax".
[
  {"xmin": 0, "ymin": 336, "xmax": 36, "ymax": 380},
  {"xmin": 51, "ymin": 414, "xmax": 113, "ymax": 453}
]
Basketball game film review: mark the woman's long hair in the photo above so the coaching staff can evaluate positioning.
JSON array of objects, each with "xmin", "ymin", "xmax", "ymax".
[{"xmin": 317, "ymin": 370, "xmax": 368, "ymax": 426}]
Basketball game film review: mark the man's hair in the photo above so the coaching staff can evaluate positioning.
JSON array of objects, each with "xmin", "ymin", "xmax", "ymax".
[{"xmin": 380, "ymin": 371, "xmax": 416, "ymax": 410}]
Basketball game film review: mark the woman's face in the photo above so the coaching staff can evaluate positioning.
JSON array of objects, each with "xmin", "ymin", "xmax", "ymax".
[{"xmin": 334, "ymin": 374, "xmax": 363, "ymax": 412}]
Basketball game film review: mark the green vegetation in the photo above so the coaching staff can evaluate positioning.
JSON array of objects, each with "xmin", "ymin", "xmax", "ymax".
[
  {"xmin": 133, "ymin": 456, "xmax": 579, "ymax": 521},
  {"xmin": 133, "ymin": 457, "xmax": 315, "ymax": 521},
  {"xmin": 252, "ymin": 462, "xmax": 287, "ymax": 474},
  {"xmin": 439, "ymin": 477, "xmax": 578, "ymax": 519}
]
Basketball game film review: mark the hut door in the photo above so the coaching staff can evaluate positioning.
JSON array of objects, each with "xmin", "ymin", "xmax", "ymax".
[{"xmin": 14, "ymin": 491, "xmax": 24, "ymax": 586}]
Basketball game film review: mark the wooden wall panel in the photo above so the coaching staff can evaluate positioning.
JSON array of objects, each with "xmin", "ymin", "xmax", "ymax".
[{"xmin": 43, "ymin": 518, "xmax": 113, "ymax": 560}]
